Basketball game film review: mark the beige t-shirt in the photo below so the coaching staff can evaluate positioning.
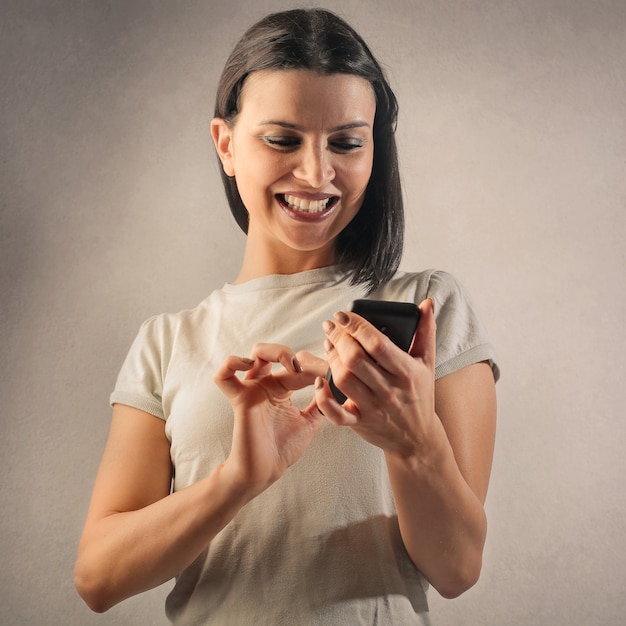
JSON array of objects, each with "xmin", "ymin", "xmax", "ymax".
[{"xmin": 111, "ymin": 266, "xmax": 499, "ymax": 625}]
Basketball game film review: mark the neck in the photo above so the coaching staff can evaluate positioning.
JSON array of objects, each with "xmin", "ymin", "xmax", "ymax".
[{"xmin": 233, "ymin": 240, "xmax": 337, "ymax": 284}]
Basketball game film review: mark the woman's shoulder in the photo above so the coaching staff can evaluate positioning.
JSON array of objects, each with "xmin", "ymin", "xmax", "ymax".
[
  {"xmin": 374, "ymin": 268, "xmax": 467, "ymax": 303},
  {"xmin": 130, "ymin": 292, "xmax": 221, "ymax": 345}
]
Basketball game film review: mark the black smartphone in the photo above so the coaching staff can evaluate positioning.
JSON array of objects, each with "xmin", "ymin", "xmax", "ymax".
[{"xmin": 326, "ymin": 299, "xmax": 421, "ymax": 404}]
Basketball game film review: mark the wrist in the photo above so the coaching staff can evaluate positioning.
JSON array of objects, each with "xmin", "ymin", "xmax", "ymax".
[
  {"xmin": 214, "ymin": 459, "xmax": 272, "ymax": 504},
  {"xmin": 383, "ymin": 413, "xmax": 452, "ymax": 474}
]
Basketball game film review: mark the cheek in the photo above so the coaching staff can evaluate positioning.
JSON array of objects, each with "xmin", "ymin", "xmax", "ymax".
[
  {"xmin": 235, "ymin": 165, "xmax": 292, "ymax": 219},
  {"xmin": 345, "ymin": 156, "xmax": 374, "ymax": 200},
  {"xmin": 240, "ymin": 151, "xmax": 287, "ymax": 189},
  {"xmin": 234, "ymin": 157, "xmax": 276, "ymax": 198}
]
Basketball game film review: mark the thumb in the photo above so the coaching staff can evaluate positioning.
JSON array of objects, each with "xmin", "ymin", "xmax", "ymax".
[
  {"xmin": 295, "ymin": 350, "xmax": 329, "ymax": 378},
  {"xmin": 213, "ymin": 355, "xmax": 254, "ymax": 398},
  {"xmin": 300, "ymin": 395, "xmax": 326, "ymax": 429},
  {"xmin": 409, "ymin": 298, "xmax": 437, "ymax": 368}
]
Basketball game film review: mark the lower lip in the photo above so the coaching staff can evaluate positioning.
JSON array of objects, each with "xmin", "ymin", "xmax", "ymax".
[{"xmin": 276, "ymin": 196, "xmax": 339, "ymax": 222}]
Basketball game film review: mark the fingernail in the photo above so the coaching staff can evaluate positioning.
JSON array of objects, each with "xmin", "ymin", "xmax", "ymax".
[
  {"xmin": 241, "ymin": 357, "xmax": 254, "ymax": 365},
  {"xmin": 315, "ymin": 376, "xmax": 324, "ymax": 389},
  {"xmin": 429, "ymin": 298, "xmax": 436, "ymax": 314},
  {"xmin": 292, "ymin": 356, "xmax": 303, "ymax": 373},
  {"xmin": 323, "ymin": 320, "xmax": 336, "ymax": 334},
  {"xmin": 334, "ymin": 311, "xmax": 349, "ymax": 326}
]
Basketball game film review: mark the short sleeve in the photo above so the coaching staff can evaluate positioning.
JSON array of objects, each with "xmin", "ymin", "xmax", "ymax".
[
  {"xmin": 425, "ymin": 270, "xmax": 500, "ymax": 382},
  {"xmin": 109, "ymin": 315, "xmax": 169, "ymax": 419}
]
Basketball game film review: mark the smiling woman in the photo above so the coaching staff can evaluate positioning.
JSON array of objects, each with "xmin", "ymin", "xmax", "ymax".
[
  {"xmin": 211, "ymin": 69, "xmax": 376, "ymax": 279},
  {"xmin": 74, "ymin": 7, "xmax": 499, "ymax": 625},
  {"xmin": 213, "ymin": 9, "xmax": 404, "ymax": 293}
]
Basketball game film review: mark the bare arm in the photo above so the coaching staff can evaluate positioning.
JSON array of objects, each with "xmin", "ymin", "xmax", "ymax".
[
  {"xmin": 75, "ymin": 345, "xmax": 323, "ymax": 613},
  {"xmin": 385, "ymin": 361, "xmax": 496, "ymax": 598},
  {"xmin": 317, "ymin": 299, "xmax": 496, "ymax": 598},
  {"xmin": 74, "ymin": 405, "xmax": 252, "ymax": 612}
]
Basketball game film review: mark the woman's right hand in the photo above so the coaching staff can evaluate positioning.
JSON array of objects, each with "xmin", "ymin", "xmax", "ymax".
[
  {"xmin": 213, "ymin": 343, "xmax": 325, "ymax": 497},
  {"xmin": 75, "ymin": 345, "xmax": 325, "ymax": 613}
]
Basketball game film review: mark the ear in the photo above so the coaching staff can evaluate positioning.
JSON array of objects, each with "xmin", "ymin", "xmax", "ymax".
[{"xmin": 210, "ymin": 118, "xmax": 235, "ymax": 177}]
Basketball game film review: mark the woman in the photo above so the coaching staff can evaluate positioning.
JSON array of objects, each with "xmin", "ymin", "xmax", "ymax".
[{"xmin": 75, "ymin": 8, "xmax": 499, "ymax": 625}]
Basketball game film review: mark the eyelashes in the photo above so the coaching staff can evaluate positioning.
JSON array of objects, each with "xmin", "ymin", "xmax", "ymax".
[
  {"xmin": 263, "ymin": 136, "xmax": 299, "ymax": 149},
  {"xmin": 261, "ymin": 136, "xmax": 364, "ymax": 153}
]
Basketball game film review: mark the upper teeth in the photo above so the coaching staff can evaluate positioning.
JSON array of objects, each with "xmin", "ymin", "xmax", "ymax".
[{"xmin": 283, "ymin": 194, "xmax": 331, "ymax": 213}]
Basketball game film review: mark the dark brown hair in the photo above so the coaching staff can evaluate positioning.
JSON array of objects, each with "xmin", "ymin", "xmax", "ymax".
[{"xmin": 214, "ymin": 8, "xmax": 403, "ymax": 293}]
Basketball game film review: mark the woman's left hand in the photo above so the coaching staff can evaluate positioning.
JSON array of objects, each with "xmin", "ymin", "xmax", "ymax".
[
  {"xmin": 317, "ymin": 297, "xmax": 496, "ymax": 598},
  {"xmin": 316, "ymin": 298, "xmax": 437, "ymax": 457}
]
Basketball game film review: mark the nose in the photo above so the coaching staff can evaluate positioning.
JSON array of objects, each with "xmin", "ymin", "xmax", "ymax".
[{"xmin": 292, "ymin": 143, "xmax": 335, "ymax": 188}]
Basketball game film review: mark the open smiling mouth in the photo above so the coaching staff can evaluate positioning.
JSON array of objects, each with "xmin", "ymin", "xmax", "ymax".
[{"xmin": 277, "ymin": 193, "xmax": 339, "ymax": 215}]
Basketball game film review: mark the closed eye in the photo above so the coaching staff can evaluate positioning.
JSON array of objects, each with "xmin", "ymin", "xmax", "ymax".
[
  {"xmin": 262, "ymin": 135, "xmax": 365, "ymax": 153},
  {"xmin": 330, "ymin": 140, "xmax": 364, "ymax": 153},
  {"xmin": 263, "ymin": 136, "xmax": 300, "ymax": 150}
]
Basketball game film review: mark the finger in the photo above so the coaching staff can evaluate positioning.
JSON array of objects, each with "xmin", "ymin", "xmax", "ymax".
[
  {"xmin": 323, "ymin": 319, "xmax": 372, "ymax": 370},
  {"xmin": 300, "ymin": 402, "xmax": 326, "ymax": 430},
  {"xmin": 295, "ymin": 350, "xmax": 329, "ymax": 379},
  {"xmin": 313, "ymin": 376, "xmax": 359, "ymax": 426},
  {"xmin": 409, "ymin": 298, "xmax": 437, "ymax": 367},
  {"xmin": 247, "ymin": 343, "xmax": 303, "ymax": 378},
  {"xmin": 323, "ymin": 336, "xmax": 378, "ymax": 404},
  {"xmin": 272, "ymin": 350, "xmax": 326, "ymax": 390},
  {"xmin": 323, "ymin": 318, "xmax": 392, "ymax": 405},
  {"xmin": 213, "ymin": 355, "xmax": 255, "ymax": 396},
  {"xmin": 325, "ymin": 313, "xmax": 401, "ymax": 377}
]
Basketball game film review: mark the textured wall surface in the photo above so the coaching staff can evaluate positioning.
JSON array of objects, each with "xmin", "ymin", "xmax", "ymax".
[{"xmin": 1, "ymin": 0, "xmax": 625, "ymax": 624}]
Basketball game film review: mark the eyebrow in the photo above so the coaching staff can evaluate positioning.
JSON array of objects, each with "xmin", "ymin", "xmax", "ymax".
[{"xmin": 258, "ymin": 120, "xmax": 371, "ymax": 132}]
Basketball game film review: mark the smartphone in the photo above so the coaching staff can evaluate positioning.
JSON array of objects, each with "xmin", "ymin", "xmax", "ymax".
[{"xmin": 326, "ymin": 299, "xmax": 421, "ymax": 404}]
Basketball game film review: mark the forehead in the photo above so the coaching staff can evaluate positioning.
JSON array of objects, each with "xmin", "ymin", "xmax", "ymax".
[{"xmin": 237, "ymin": 69, "xmax": 376, "ymax": 127}]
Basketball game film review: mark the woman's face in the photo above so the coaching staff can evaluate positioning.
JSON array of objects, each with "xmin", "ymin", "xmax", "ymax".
[{"xmin": 212, "ymin": 69, "xmax": 376, "ymax": 272}]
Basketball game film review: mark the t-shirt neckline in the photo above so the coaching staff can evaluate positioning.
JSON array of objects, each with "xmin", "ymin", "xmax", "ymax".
[{"xmin": 221, "ymin": 265, "xmax": 349, "ymax": 293}]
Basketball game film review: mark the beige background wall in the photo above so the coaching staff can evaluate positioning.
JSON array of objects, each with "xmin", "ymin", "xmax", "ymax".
[{"xmin": 1, "ymin": 0, "xmax": 625, "ymax": 624}]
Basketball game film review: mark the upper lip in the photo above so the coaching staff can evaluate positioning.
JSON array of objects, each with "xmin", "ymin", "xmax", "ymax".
[
  {"xmin": 278, "ymin": 191, "xmax": 337, "ymax": 200},
  {"xmin": 278, "ymin": 192, "xmax": 339, "ymax": 214}
]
